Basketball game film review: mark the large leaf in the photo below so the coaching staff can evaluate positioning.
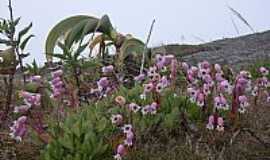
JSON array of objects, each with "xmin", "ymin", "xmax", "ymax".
[
  {"xmin": 96, "ymin": 15, "xmax": 117, "ymax": 39},
  {"xmin": 45, "ymin": 15, "xmax": 118, "ymax": 62},
  {"xmin": 65, "ymin": 15, "xmax": 116, "ymax": 50},
  {"xmin": 64, "ymin": 19, "xmax": 95, "ymax": 49},
  {"xmin": 45, "ymin": 15, "xmax": 98, "ymax": 61}
]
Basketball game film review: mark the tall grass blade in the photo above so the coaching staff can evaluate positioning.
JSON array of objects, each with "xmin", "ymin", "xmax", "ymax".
[{"xmin": 228, "ymin": 6, "xmax": 255, "ymax": 33}]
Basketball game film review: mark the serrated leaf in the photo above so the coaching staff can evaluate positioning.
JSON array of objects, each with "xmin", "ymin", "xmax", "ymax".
[{"xmin": 20, "ymin": 34, "xmax": 34, "ymax": 50}]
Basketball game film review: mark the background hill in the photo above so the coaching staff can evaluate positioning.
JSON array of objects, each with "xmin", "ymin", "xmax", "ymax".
[{"xmin": 153, "ymin": 30, "xmax": 270, "ymax": 70}]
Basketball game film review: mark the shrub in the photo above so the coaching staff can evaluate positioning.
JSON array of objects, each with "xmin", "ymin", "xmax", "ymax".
[{"xmin": 42, "ymin": 105, "xmax": 115, "ymax": 160}]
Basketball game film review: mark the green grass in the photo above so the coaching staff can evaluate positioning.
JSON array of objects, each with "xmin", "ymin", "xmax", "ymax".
[{"xmin": 249, "ymin": 60, "xmax": 270, "ymax": 79}]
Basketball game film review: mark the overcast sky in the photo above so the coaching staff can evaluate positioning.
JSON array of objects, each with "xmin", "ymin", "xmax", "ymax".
[{"xmin": 0, "ymin": 0, "xmax": 270, "ymax": 64}]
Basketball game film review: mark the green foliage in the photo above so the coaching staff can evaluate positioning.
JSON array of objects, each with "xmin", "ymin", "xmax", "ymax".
[
  {"xmin": 51, "ymin": 42, "xmax": 82, "ymax": 70},
  {"xmin": 24, "ymin": 82, "xmax": 40, "ymax": 93},
  {"xmin": 43, "ymin": 85, "xmax": 218, "ymax": 160},
  {"xmin": 249, "ymin": 60, "xmax": 270, "ymax": 79},
  {"xmin": 20, "ymin": 34, "xmax": 34, "ymax": 50},
  {"xmin": 0, "ymin": 17, "xmax": 33, "ymax": 49},
  {"xmin": 44, "ymin": 14, "xmax": 148, "ymax": 75},
  {"xmin": 18, "ymin": 22, "xmax": 33, "ymax": 45},
  {"xmin": 42, "ymin": 105, "xmax": 115, "ymax": 160},
  {"xmin": 111, "ymin": 85, "xmax": 201, "ymax": 134},
  {"xmin": 0, "ymin": 14, "xmax": 33, "ymax": 77},
  {"xmin": 25, "ymin": 59, "xmax": 40, "ymax": 75},
  {"xmin": 45, "ymin": 15, "xmax": 96, "ymax": 61},
  {"xmin": 44, "ymin": 15, "xmax": 118, "ymax": 62}
]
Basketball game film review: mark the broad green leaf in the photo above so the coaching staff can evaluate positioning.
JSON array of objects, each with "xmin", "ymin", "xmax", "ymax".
[
  {"xmin": 45, "ymin": 15, "xmax": 98, "ymax": 61},
  {"xmin": 64, "ymin": 19, "xmax": 90, "ymax": 49},
  {"xmin": 96, "ymin": 15, "xmax": 116, "ymax": 39}
]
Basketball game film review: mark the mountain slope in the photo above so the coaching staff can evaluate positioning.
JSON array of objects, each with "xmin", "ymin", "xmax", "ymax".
[{"xmin": 153, "ymin": 30, "xmax": 270, "ymax": 70}]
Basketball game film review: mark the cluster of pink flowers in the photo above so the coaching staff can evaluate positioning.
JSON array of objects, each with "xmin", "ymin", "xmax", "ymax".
[
  {"xmin": 134, "ymin": 73, "xmax": 145, "ymax": 82},
  {"xmin": 251, "ymin": 67, "xmax": 269, "ymax": 100},
  {"xmin": 155, "ymin": 54, "xmax": 175, "ymax": 70},
  {"xmin": 93, "ymin": 76, "xmax": 114, "ymax": 98},
  {"xmin": 19, "ymin": 91, "xmax": 41, "ymax": 107},
  {"xmin": 111, "ymin": 113, "xmax": 134, "ymax": 160},
  {"xmin": 128, "ymin": 103, "xmax": 141, "ymax": 113},
  {"xmin": 138, "ymin": 54, "xmax": 175, "ymax": 99},
  {"xmin": 114, "ymin": 144, "xmax": 126, "ymax": 160},
  {"xmin": 184, "ymin": 61, "xmax": 216, "ymax": 108},
  {"xmin": 29, "ymin": 75, "xmax": 42, "ymax": 84},
  {"xmin": 90, "ymin": 65, "xmax": 116, "ymax": 98},
  {"xmin": 102, "ymin": 65, "xmax": 114, "ymax": 73},
  {"xmin": 14, "ymin": 105, "xmax": 31, "ymax": 113},
  {"xmin": 9, "ymin": 116, "xmax": 28, "ymax": 142},
  {"xmin": 10, "ymin": 75, "xmax": 44, "ymax": 141},
  {"xmin": 122, "ymin": 124, "xmax": 134, "ymax": 147},
  {"xmin": 113, "ymin": 124, "xmax": 134, "ymax": 160},
  {"xmin": 141, "ymin": 102, "xmax": 158, "ymax": 115},
  {"xmin": 16, "ymin": 75, "xmax": 42, "ymax": 110},
  {"xmin": 112, "ymin": 94, "xmax": 162, "ymax": 159},
  {"xmin": 51, "ymin": 70, "xmax": 65, "ymax": 99},
  {"xmin": 182, "ymin": 60, "xmax": 265, "ymax": 131},
  {"xmin": 238, "ymin": 95, "xmax": 249, "ymax": 113},
  {"xmin": 231, "ymin": 71, "xmax": 252, "ymax": 114},
  {"xmin": 111, "ymin": 55, "xmax": 181, "ymax": 159},
  {"xmin": 97, "ymin": 77, "xmax": 110, "ymax": 92},
  {"xmin": 214, "ymin": 94, "xmax": 229, "ymax": 110},
  {"xmin": 259, "ymin": 67, "xmax": 269, "ymax": 76},
  {"xmin": 206, "ymin": 115, "xmax": 224, "ymax": 132}
]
